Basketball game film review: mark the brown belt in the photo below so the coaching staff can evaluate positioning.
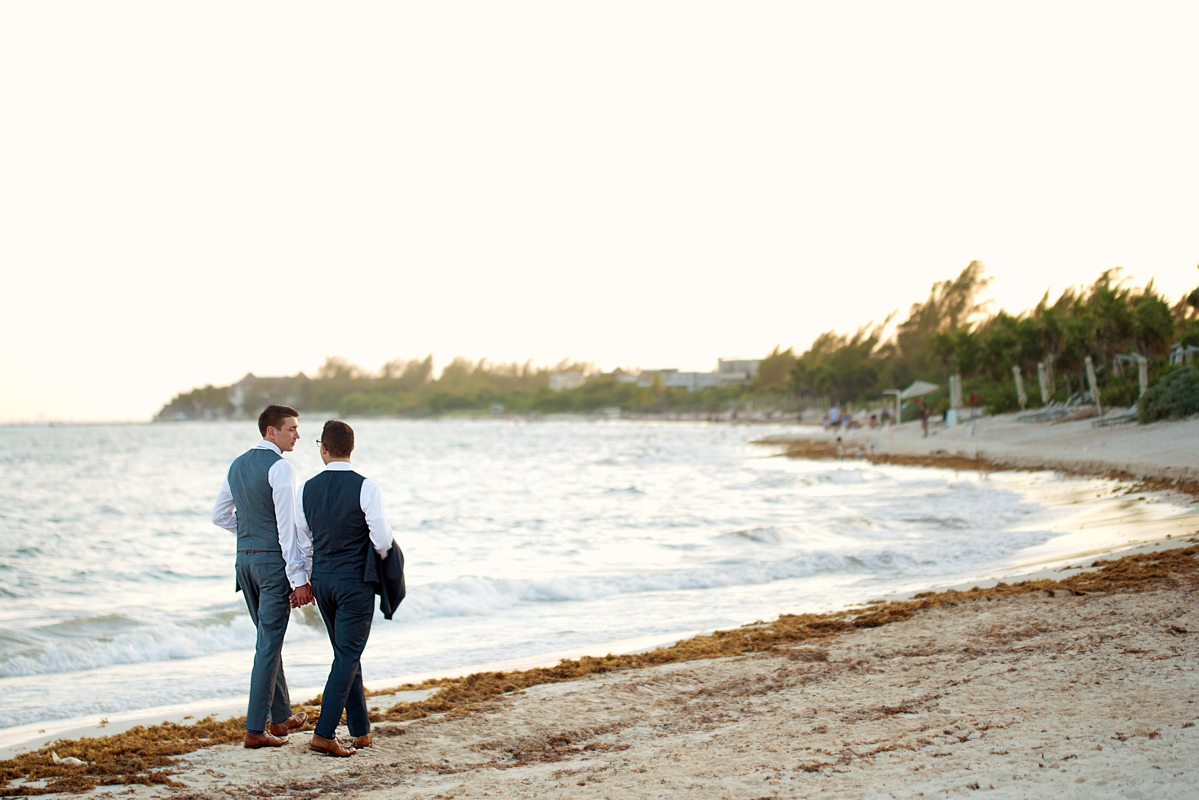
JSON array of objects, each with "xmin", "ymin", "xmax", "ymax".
[{"xmin": 238, "ymin": 550, "xmax": 276, "ymax": 554}]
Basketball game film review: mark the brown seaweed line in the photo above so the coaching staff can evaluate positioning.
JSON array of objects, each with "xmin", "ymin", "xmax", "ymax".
[{"xmin": 2, "ymin": 544, "xmax": 1196, "ymax": 796}]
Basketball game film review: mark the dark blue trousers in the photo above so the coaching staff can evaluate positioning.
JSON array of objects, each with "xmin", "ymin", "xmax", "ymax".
[
  {"xmin": 312, "ymin": 576, "xmax": 375, "ymax": 739},
  {"xmin": 235, "ymin": 552, "xmax": 293, "ymax": 732}
]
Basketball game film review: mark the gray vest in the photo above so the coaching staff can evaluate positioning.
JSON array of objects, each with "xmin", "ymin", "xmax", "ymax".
[{"xmin": 228, "ymin": 448, "xmax": 283, "ymax": 552}]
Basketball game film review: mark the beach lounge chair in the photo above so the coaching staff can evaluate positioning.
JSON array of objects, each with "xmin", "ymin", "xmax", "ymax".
[
  {"xmin": 1018, "ymin": 397, "xmax": 1069, "ymax": 423},
  {"xmin": 1018, "ymin": 403, "xmax": 1057, "ymax": 423},
  {"xmin": 1091, "ymin": 405, "xmax": 1137, "ymax": 428},
  {"xmin": 1018, "ymin": 395, "xmax": 1084, "ymax": 423},
  {"xmin": 1045, "ymin": 395, "xmax": 1082, "ymax": 421}
]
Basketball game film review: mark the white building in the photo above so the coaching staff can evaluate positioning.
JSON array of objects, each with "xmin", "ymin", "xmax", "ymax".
[
  {"xmin": 636, "ymin": 366, "xmax": 751, "ymax": 392},
  {"xmin": 665, "ymin": 372, "xmax": 728, "ymax": 391},
  {"xmin": 636, "ymin": 369, "xmax": 677, "ymax": 388},
  {"xmin": 593, "ymin": 368, "xmax": 640, "ymax": 384},
  {"xmin": 549, "ymin": 372, "xmax": 587, "ymax": 392},
  {"xmin": 718, "ymin": 358, "xmax": 761, "ymax": 381}
]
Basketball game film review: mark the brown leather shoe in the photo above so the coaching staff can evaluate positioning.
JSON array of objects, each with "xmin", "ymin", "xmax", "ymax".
[
  {"xmin": 244, "ymin": 731, "xmax": 289, "ymax": 749},
  {"xmin": 352, "ymin": 734, "xmax": 372, "ymax": 748},
  {"xmin": 268, "ymin": 712, "xmax": 308, "ymax": 737},
  {"xmin": 309, "ymin": 733, "xmax": 355, "ymax": 758}
]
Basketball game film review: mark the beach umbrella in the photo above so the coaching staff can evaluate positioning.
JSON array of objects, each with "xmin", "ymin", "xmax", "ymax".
[
  {"xmin": 949, "ymin": 374, "xmax": 963, "ymax": 409},
  {"xmin": 1011, "ymin": 366, "xmax": 1027, "ymax": 411},
  {"xmin": 882, "ymin": 389, "xmax": 901, "ymax": 428},
  {"xmin": 898, "ymin": 380, "xmax": 939, "ymax": 400},
  {"xmin": 1085, "ymin": 356, "xmax": 1102, "ymax": 416}
]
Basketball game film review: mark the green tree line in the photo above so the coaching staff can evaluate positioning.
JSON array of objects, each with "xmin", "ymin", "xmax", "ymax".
[
  {"xmin": 156, "ymin": 263, "xmax": 1199, "ymax": 422},
  {"xmin": 756, "ymin": 262, "xmax": 1199, "ymax": 416},
  {"xmin": 157, "ymin": 356, "xmax": 755, "ymax": 419}
]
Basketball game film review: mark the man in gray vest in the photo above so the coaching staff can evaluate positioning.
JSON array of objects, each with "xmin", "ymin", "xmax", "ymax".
[
  {"xmin": 212, "ymin": 404, "xmax": 313, "ymax": 749},
  {"xmin": 294, "ymin": 419, "xmax": 393, "ymax": 757}
]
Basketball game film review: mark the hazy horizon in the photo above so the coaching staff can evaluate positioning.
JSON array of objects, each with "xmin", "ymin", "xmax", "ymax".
[{"xmin": 3, "ymin": 2, "xmax": 1197, "ymax": 422}]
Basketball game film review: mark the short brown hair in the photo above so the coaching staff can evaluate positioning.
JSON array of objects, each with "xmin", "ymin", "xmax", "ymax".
[
  {"xmin": 258, "ymin": 405, "xmax": 300, "ymax": 436},
  {"xmin": 320, "ymin": 420, "xmax": 355, "ymax": 458}
]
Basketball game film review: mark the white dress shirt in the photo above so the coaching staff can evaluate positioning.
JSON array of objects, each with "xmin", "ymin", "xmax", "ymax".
[
  {"xmin": 294, "ymin": 461, "xmax": 393, "ymax": 578},
  {"xmin": 211, "ymin": 440, "xmax": 308, "ymax": 589}
]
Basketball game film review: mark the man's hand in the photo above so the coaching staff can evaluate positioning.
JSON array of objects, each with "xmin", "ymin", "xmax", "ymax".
[{"xmin": 290, "ymin": 584, "xmax": 314, "ymax": 608}]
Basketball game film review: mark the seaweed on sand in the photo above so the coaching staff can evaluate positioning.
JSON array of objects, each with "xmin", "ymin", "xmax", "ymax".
[
  {"xmin": 0, "ymin": 715, "xmax": 246, "ymax": 796},
  {"xmin": 766, "ymin": 437, "xmax": 997, "ymax": 473},
  {"xmin": 3, "ymin": 545, "xmax": 1196, "ymax": 795}
]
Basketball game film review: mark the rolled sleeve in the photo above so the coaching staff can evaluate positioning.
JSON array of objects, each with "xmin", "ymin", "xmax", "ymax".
[
  {"xmin": 211, "ymin": 475, "xmax": 238, "ymax": 534},
  {"xmin": 293, "ymin": 479, "xmax": 314, "ymax": 581},
  {"xmin": 360, "ymin": 478, "xmax": 394, "ymax": 557},
  {"xmin": 268, "ymin": 459, "xmax": 307, "ymax": 588}
]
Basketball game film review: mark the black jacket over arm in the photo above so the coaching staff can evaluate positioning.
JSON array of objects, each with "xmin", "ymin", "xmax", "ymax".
[{"xmin": 362, "ymin": 540, "xmax": 406, "ymax": 620}]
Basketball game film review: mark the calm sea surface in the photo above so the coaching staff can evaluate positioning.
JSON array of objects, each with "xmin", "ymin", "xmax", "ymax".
[{"xmin": 1, "ymin": 419, "xmax": 1070, "ymax": 730}]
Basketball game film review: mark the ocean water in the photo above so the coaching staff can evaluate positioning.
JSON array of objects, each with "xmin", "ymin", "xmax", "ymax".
[{"xmin": 0, "ymin": 419, "xmax": 1105, "ymax": 731}]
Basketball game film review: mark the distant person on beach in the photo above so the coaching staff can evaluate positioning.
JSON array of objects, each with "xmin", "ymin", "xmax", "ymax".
[
  {"xmin": 294, "ymin": 420, "xmax": 397, "ymax": 758},
  {"xmin": 828, "ymin": 405, "xmax": 841, "ymax": 430},
  {"xmin": 211, "ymin": 404, "xmax": 312, "ymax": 749},
  {"xmin": 920, "ymin": 402, "xmax": 930, "ymax": 438}
]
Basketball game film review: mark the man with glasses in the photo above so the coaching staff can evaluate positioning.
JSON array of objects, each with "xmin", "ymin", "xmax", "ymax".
[
  {"xmin": 294, "ymin": 419, "xmax": 394, "ymax": 757},
  {"xmin": 212, "ymin": 404, "xmax": 313, "ymax": 749}
]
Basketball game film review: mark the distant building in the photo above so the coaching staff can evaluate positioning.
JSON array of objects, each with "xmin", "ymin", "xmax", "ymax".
[
  {"xmin": 549, "ymin": 372, "xmax": 587, "ymax": 392},
  {"xmin": 228, "ymin": 373, "xmax": 256, "ymax": 417},
  {"xmin": 587, "ymin": 368, "xmax": 639, "ymax": 384},
  {"xmin": 636, "ymin": 369, "xmax": 678, "ymax": 388},
  {"xmin": 636, "ymin": 366, "xmax": 748, "ymax": 392},
  {"xmin": 718, "ymin": 358, "xmax": 761, "ymax": 381},
  {"xmin": 665, "ymin": 372, "xmax": 727, "ymax": 391},
  {"xmin": 228, "ymin": 372, "xmax": 311, "ymax": 417}
]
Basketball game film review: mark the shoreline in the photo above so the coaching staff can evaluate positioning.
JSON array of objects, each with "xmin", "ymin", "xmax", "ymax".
[
  {"xmin": 0, "ymin": 631, "xmax": 705, "ymax": 760},
  {"xmin": 6, "ymin": 466, "xmax": 1195, "ymax": 761},
  {"xmin": 4, "ymin": 443, "xmax": 1198, "ymax": 796},
  {"xmin": 4, "ymin": 538, "xmax": 1195, "ymax": 798},
  {"xmin": 753, "ymin": 413, "xmax": 1199, "ymax": 486},
  {"xmin": 4, "ymin": 529, "xmax": 1197, "ymax": 794}
]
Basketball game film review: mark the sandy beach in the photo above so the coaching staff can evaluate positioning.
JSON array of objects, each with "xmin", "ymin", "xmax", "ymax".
[
  {"xmin": 766, "ymin": 412, "xmax": 1199, "ymax": 485},
  {"xmin": 4, "ymin": 541, "xmax": 1195, "ymax": 800},
  {"xmin": 3, "ymin": 417, "xmax": 1199, "ymax": 799},
  {"xmin": 241, "ymin": 562, "xmax": 1197, "ymax": 800}
]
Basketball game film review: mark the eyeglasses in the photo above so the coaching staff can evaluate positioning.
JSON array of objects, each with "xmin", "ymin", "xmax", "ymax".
[{"xmin": 315, "ymin": 439, "xmax": 322, "ymax": 445}]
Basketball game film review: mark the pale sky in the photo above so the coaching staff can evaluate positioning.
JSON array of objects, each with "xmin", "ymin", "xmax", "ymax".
[{"xmin": 2, "ymin": 2, "xmax": 1196, "ymax": 422}]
